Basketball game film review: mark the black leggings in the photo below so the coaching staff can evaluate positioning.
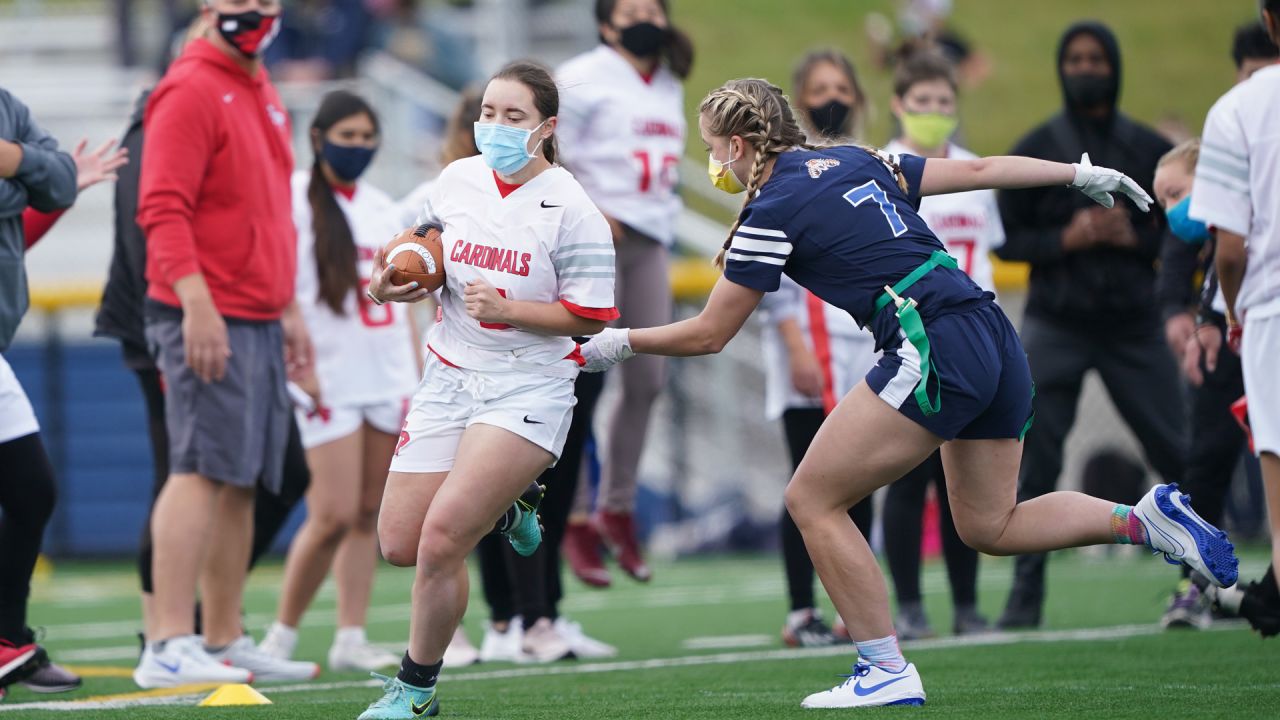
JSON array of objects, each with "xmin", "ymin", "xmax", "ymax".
[
  {"xmin": 882, "ymin": 451, "xmax": 978, "ymax": 608},
  {"xmin": 132, "ymin": 366, "xmax": 310, "ymax": 595},
  {"xmin": 478, "ymin": 371, "xmax": 605, "ymax": 625},
  {"xmin": 780, "ymin": 408, "xmax": 873, "ymax": 612},
  {"xmin": 0, "ymin": 432, "xmax": 58, "ymax": 643}
]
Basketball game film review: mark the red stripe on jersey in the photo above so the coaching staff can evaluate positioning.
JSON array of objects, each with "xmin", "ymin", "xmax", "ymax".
[
  {"xmin": 427, "ymin": 344, "xmax": 461, "ymax": 368},
  {"xmin": 560, "ymin": 299, "xmax": 620, "ymax": 321},
  {"xmin": 564, "ymin": 344, "xmax": 586, "ymax": 366},
  {"xmin": 805, "ymin": 290, "xmax": 838, "ymax": 415},
  {"xmin": 492, "ymin": 170, "xmax": 524, "ymax": 199}
]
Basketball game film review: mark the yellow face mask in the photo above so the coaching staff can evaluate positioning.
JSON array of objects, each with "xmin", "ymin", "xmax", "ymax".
[{"xmin": 707, "ymin": 140, "xmax": 746, "ymax": 194}]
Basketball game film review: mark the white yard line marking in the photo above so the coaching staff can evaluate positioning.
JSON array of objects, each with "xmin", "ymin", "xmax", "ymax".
[
  {"xmin": 681, "ymin": 634, "xmax": 775, "ymax": 650},
  {"xmin": 0, "ymin": 621, "xmax": 1247, "ymax": 712}
]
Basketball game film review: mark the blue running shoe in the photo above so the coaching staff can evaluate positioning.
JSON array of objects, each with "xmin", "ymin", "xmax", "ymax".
[
  {"xmin": 502, "ymin": 483, "xmax": 544, "ymax": 557},
  {"xmin": 1135, "ymin": 483, "xmax": 1238, "ymax": 587},
  {"xmin": 357, "ymin": 673, "xmax": 438, "ymax": 719}
]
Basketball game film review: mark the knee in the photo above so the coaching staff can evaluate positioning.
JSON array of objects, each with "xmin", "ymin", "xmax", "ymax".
[
  {"xmin": 415, "ymin": 524, "xmax": 469, "ymax": 577},
  {"xmin": 952, "ymin": 515, "xmax": 1011, "ymax": 556},
  {"xmin": 378, "ymin": 523, "xmax": 418, "ymax": 567},
  {"xmin": 783, "ymin": 481, "xmax": 819, "ymax": 528},
  {"xmin": 353, "ymin": 508, "xmax": 379, "ymax": 535}
]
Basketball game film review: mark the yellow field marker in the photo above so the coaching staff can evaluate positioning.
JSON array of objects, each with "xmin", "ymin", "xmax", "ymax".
[
  {"xmin": 74, "ymin": 683, "xmax": 221, "ymax": 704},
  {"xmin": 60, "ymin": 665, "xmax": 135, "ymax": 679}
]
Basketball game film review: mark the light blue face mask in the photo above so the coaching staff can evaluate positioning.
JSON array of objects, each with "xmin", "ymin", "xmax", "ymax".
[
  {"xmin": 1166, "ymin": 195, "xmax": 1210, "ymax": 244},
  {"xmin": 473, "ymin": 120, "xmax": 546, "ymax": 176}
]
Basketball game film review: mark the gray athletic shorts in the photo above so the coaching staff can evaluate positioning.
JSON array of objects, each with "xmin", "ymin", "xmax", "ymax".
[{"xmin": 145, "ymin": 301, "xmax": 289, "ymax": 492}]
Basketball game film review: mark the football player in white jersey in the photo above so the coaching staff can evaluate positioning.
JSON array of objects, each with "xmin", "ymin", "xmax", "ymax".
[
  {"xmin": 255, "ymin": 92, "xmax": 418, "ymax": 673},
  {"xmin": 359, "ymin": 62, "xmax": 617, "ymax": 720},
  {"xmin": 556, "ymin": 0, "xmax": 694, "ymax": 585},
  {"xmin": 880, "ymin": 48, "xmax": 998, "ymax": 640}
]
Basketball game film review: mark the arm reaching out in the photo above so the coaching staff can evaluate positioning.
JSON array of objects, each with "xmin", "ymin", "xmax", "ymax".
[
  {"xmin": 582, "ymin": 277, "xmax": 764, "ymax": 372},
  {"xmin": 921, "ymin": 152, "xmax": 1152, "ymax": 211}
]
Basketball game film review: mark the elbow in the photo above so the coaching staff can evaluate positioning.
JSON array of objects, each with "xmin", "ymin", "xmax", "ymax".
[
  {"xmin": 577, "ymin": 319, "xmax": 607, "ymax": 336},
  {"xmin": 698, "ymin": 330, "xmax": 731, "ymax": 355}
]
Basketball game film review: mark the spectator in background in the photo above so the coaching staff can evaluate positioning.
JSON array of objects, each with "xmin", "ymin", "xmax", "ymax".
[
  {"xmin": 994, "ymin": 21, "xmax": 1182, "ymax": 630},
  {"xmin": 257, "ymin": 91, "xmax": 417, "ymax": 673},
  {"xmin": 1190, "ymin": 0, "xmax": 1280, "ymax": 637},
  {"xmin": 881, "ymin": 49, "xmax": 998, "ymax": 640},
  {"xmin": 1153, "ymin": 22, "xmax": 1276, "ymax": 630},
  {"xmin": 96, "ymin": 14, "xmax": 317, "ymax": 675},
  {"xmin": 264, "ymin": 0, "xmax": 373, "ymax": 81},
  {"xmin": 557, "ymin": 0, "xmax": 694, "ymax": 587},
  {"xmin": 131, "ymin": 0, "xmax": 320, "ymax": 688},
  {"xmin": 758, "ymin": 48, "xmax": 874, "ymax": 648},
  {"xmin": 1, "ymin": 90, "xmax": 119, "ymax": 695}
]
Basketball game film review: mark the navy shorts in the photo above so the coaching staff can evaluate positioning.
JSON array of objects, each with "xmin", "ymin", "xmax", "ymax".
[{"xmin": 865, "ymin": 301, "xmax": 1033, "ymax": 441}]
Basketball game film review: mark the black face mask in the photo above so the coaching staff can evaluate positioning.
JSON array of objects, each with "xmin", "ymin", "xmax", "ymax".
[
  {"xmin": 1063, "ymin": 73, "xmax": 1112, "ymax": 108},
  {"xmin": 808, "ymin": 100, "xmax": 851, "ymax": 138},
  {"xmin": 618, "ymin": 21, "xmax": 666, "ymax": 58}
]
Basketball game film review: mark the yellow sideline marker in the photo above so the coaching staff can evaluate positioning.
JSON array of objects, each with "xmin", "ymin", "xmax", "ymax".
[
  {"xmin": 199, "ymin": 683, "xmax": 272, "ymax": 707},
  {"xmin": 76, "ymin": 683, "xmax": 221, "ymax": 703},
  {"xmin": 61, "ymin": 665, "xmax": 134, "ymax": 679}
]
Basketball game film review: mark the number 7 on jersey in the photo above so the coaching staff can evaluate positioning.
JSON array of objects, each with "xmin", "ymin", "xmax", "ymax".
[{"xmin": 843, "ymin": 180, "xmax": 908, "ymax": 237}]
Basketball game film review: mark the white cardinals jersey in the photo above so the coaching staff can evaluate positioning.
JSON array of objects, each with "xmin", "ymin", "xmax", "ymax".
[
  {"xmin": 414, "ymin": 156, "xmax": 617, "ymax": 376},
  {"xmin": 884, "ymin": 140, "xmax": 1006, "ymax": 293},
  {"xmin": 557, "ymin": 44, "xmax": 685, "ymax": 247},
  {"xmin": 292, "ymin": 172, "xmax": 420, "ymax": 407},
  {"xmin": 758, "ymin": 276, "xmax": 878, "ymax": 420}
]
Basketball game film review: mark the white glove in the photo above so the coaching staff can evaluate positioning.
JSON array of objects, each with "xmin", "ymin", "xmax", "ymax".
[
  {"xmin": 1069, "ymin": 152, "xmax": 1153, "ymax": 212},
  {"xmin": 580, "ymin": 327, "xmax": 634, "ymax": 373}
]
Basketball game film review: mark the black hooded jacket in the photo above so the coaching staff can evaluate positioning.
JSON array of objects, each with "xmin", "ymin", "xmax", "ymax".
[
  {"xmin": 995, "ymin": 21, "xmax": 1173, "ymax": 325},
  {"xmin": 93, "ymin": 89, "xmax": 152, "ymax": 367}
]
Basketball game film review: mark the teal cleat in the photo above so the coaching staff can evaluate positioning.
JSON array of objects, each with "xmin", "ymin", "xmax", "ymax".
[
  {"xmin": 357, "ymin": 673, "xmax": 439, "ymax": 719},
  {"xmin": 503, "ymin": 482, "xmax": 545, "ymax": 557}
]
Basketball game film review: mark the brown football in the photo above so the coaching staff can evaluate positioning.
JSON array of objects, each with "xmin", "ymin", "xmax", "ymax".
[{"xmin": 385, "ymin": 225, "xmax": 446, "ymax": 292}]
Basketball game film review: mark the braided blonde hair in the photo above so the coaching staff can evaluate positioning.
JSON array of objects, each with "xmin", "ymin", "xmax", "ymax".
[{"xmin": 701, "ymin": 79, "xmax": 908, "ymax": 269}]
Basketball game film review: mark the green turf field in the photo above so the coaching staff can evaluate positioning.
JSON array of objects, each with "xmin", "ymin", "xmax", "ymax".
[{"xmin": 3, "ymin": 548, "xmax": 1278, "ymax": 718}]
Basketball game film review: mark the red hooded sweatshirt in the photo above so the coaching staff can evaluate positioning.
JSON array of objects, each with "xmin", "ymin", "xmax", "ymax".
[{"xmin": 139, "ymin": 38, "xmax": 295, "ymax": 320}]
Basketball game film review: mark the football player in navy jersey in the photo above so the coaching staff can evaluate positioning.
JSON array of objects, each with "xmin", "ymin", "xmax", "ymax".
[{"xmin": 583, "ymin": 78, "xmax": 1239, "ymax": 709}]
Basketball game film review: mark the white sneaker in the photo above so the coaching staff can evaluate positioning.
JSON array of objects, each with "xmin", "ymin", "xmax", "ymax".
[
  {"xmin": 133, "ymin": 635, "xmax": 253, "ymax": 689},
  {"xmin": 1135, "ymin": 483, "xmax": 1239, "ymax": 587},
  {"xmin": 479, "ymin": 620, "xmax": 526, "ymax": 663},
  {"xmin": 554, "ymin": 617, "xmax": 617, "ymax": 658},
  {"xmin": 208, "ymin": 636, "xmax": 320, "ymax": 682},
  {"xmin": 258, "ymin": 622, "xmax": 298, "ymax": 660},
  {"xmin": 443, "ymin": 627, "xmax": 480, "ymax": 668},
  {"xmin": 328, "ymin": 627, "xmax": 399, "ymax": 672},
  {"xmin": 521, "ymin": 618, "xmax": 573, "ymax": 663},
  {"xmin": 800, "ymin": 662, "xmax": 925, "ymax": 708}
]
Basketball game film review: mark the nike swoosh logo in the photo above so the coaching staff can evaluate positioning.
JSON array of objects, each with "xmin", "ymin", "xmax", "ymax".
[
  {"xmin": 411, "ymin": 698, "xmax": 434, "ymax": 716},
  {"xmin": 853, "ymin": 675, "xmax": 909, "ymax": 697},
  {"xmin": 523, "ymin": 415, "xmax": 544, "ymax": 425},
  {"xmin": 540, "ymin": 200, "xmax": 561, "ymax": 208},
  {"xmin": 156, "ymin": 659, "xmax": 181, "ymax": 673}
]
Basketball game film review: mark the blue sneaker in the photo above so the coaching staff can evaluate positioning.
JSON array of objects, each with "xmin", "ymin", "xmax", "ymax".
[
  {"xmin": 1135, "ymin": 483, "xmax": 1238, "ymax": 588},
  {"xmin": 503, "ymin": 483, "xmax": 545, "ymax": 557},
  {"xmin": 357, "ymin": 673, "xmax": 439, "ymax": 719},
  {"xmin": 800, "ymin": 662, "xmax": 926, "ymax": 708}
]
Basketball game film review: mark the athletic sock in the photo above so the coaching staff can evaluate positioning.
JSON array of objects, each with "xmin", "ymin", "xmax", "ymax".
[
  {"xmin": 397, "ymin": 652, "xmax": 442, "ymax": 689},
  {"xmin": 1110, "ymin": 505, "xmax": 1147, "ymax": 546},
  {"xmin": 854, "ymin": 635, "xmax": 907, "ymax": 673},
  {"xmin": 333, "ymin": 626, "xmax": 366, "ymax": 647}
]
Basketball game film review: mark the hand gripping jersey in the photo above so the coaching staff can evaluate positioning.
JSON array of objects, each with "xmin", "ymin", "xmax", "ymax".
[
  {"xmin": 292, "ymin": 172, "xmax": 419, "ymax": 407},
  {"xmin": 724, "ymin": 145, "xmax": 991, "ymax": 349},
  {"xmin": 883, "ymin": 140, "xmax": 1005, "ymax": 293},
  {"xmin": 414, "ymin": 156, "xmax": 618, "ymax": 376},
  {"xmin": 556, "ymin": 45, "xmax": 685, "ymax": 247}
]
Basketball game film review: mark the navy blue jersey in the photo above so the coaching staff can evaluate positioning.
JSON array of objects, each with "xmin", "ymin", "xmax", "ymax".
[{"xmin": 724, "ymin": 145, "xmax": 991, "ymax": 347}]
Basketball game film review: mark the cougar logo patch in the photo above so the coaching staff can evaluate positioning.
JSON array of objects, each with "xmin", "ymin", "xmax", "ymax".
[{"xmin": 806, "ymin": 158, "xmax": 841, "ymax": 178}]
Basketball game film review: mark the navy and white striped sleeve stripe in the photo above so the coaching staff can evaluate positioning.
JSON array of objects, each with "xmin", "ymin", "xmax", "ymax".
[
  {"xmin": 552, "ymin": 241, "xmax": 616, "ymax": 279},
  {"xmin": 725, "ymin": 225, "xmax": 791, "ymax": 267}
]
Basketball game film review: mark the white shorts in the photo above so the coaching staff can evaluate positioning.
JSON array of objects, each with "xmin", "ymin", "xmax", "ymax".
[
  {"xmin": 296, "ymin": 397, "xmax": 409, "ymax": 450},
  {"xmin": 0, "ymin": 354, "xmax": 39, "ymax": 445},
  {"xmin": 1241, "ymin": 309, "xmax": 1280, "ymax": 456},
  {"xmin": 389, "ymin": 354, "xmax": 576, "ymax": 474}
]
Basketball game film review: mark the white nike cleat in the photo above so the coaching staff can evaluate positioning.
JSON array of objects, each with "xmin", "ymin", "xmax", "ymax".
[
  {"xmin": 554, "ymin": 617, "xmax": 617, "ymax": 658},
  {"xmin": 520, "ymin": 618, "xmax": 573, "ymax": 663},
  {"xmin": 328, "ymin": 628, "xmax": 399, "ymax": 672},
  {"xmin": 208, "ymin": 636, "xmax": 320, "ymax": 682},
  {"xmin": 133, "ymin": 635, "xmax": 253, "ymax": 689},
  {"xmin": 1134, "ymin": 483, "xmax": 1239, "ymax": 587},
  {"xmin": 800, "ymin": 662, "xmax": 925, "ymax": 708},
  {"xmin": 442, "ymin": 627, "xmax": 480, "ymax": 668},
  {"xmin": 258, "ymin": 621, "xmax": 298, "ymax": 660},
  {"xmin": 479, "ymin": 620, "xmax": 527, "ymax": 663}
]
